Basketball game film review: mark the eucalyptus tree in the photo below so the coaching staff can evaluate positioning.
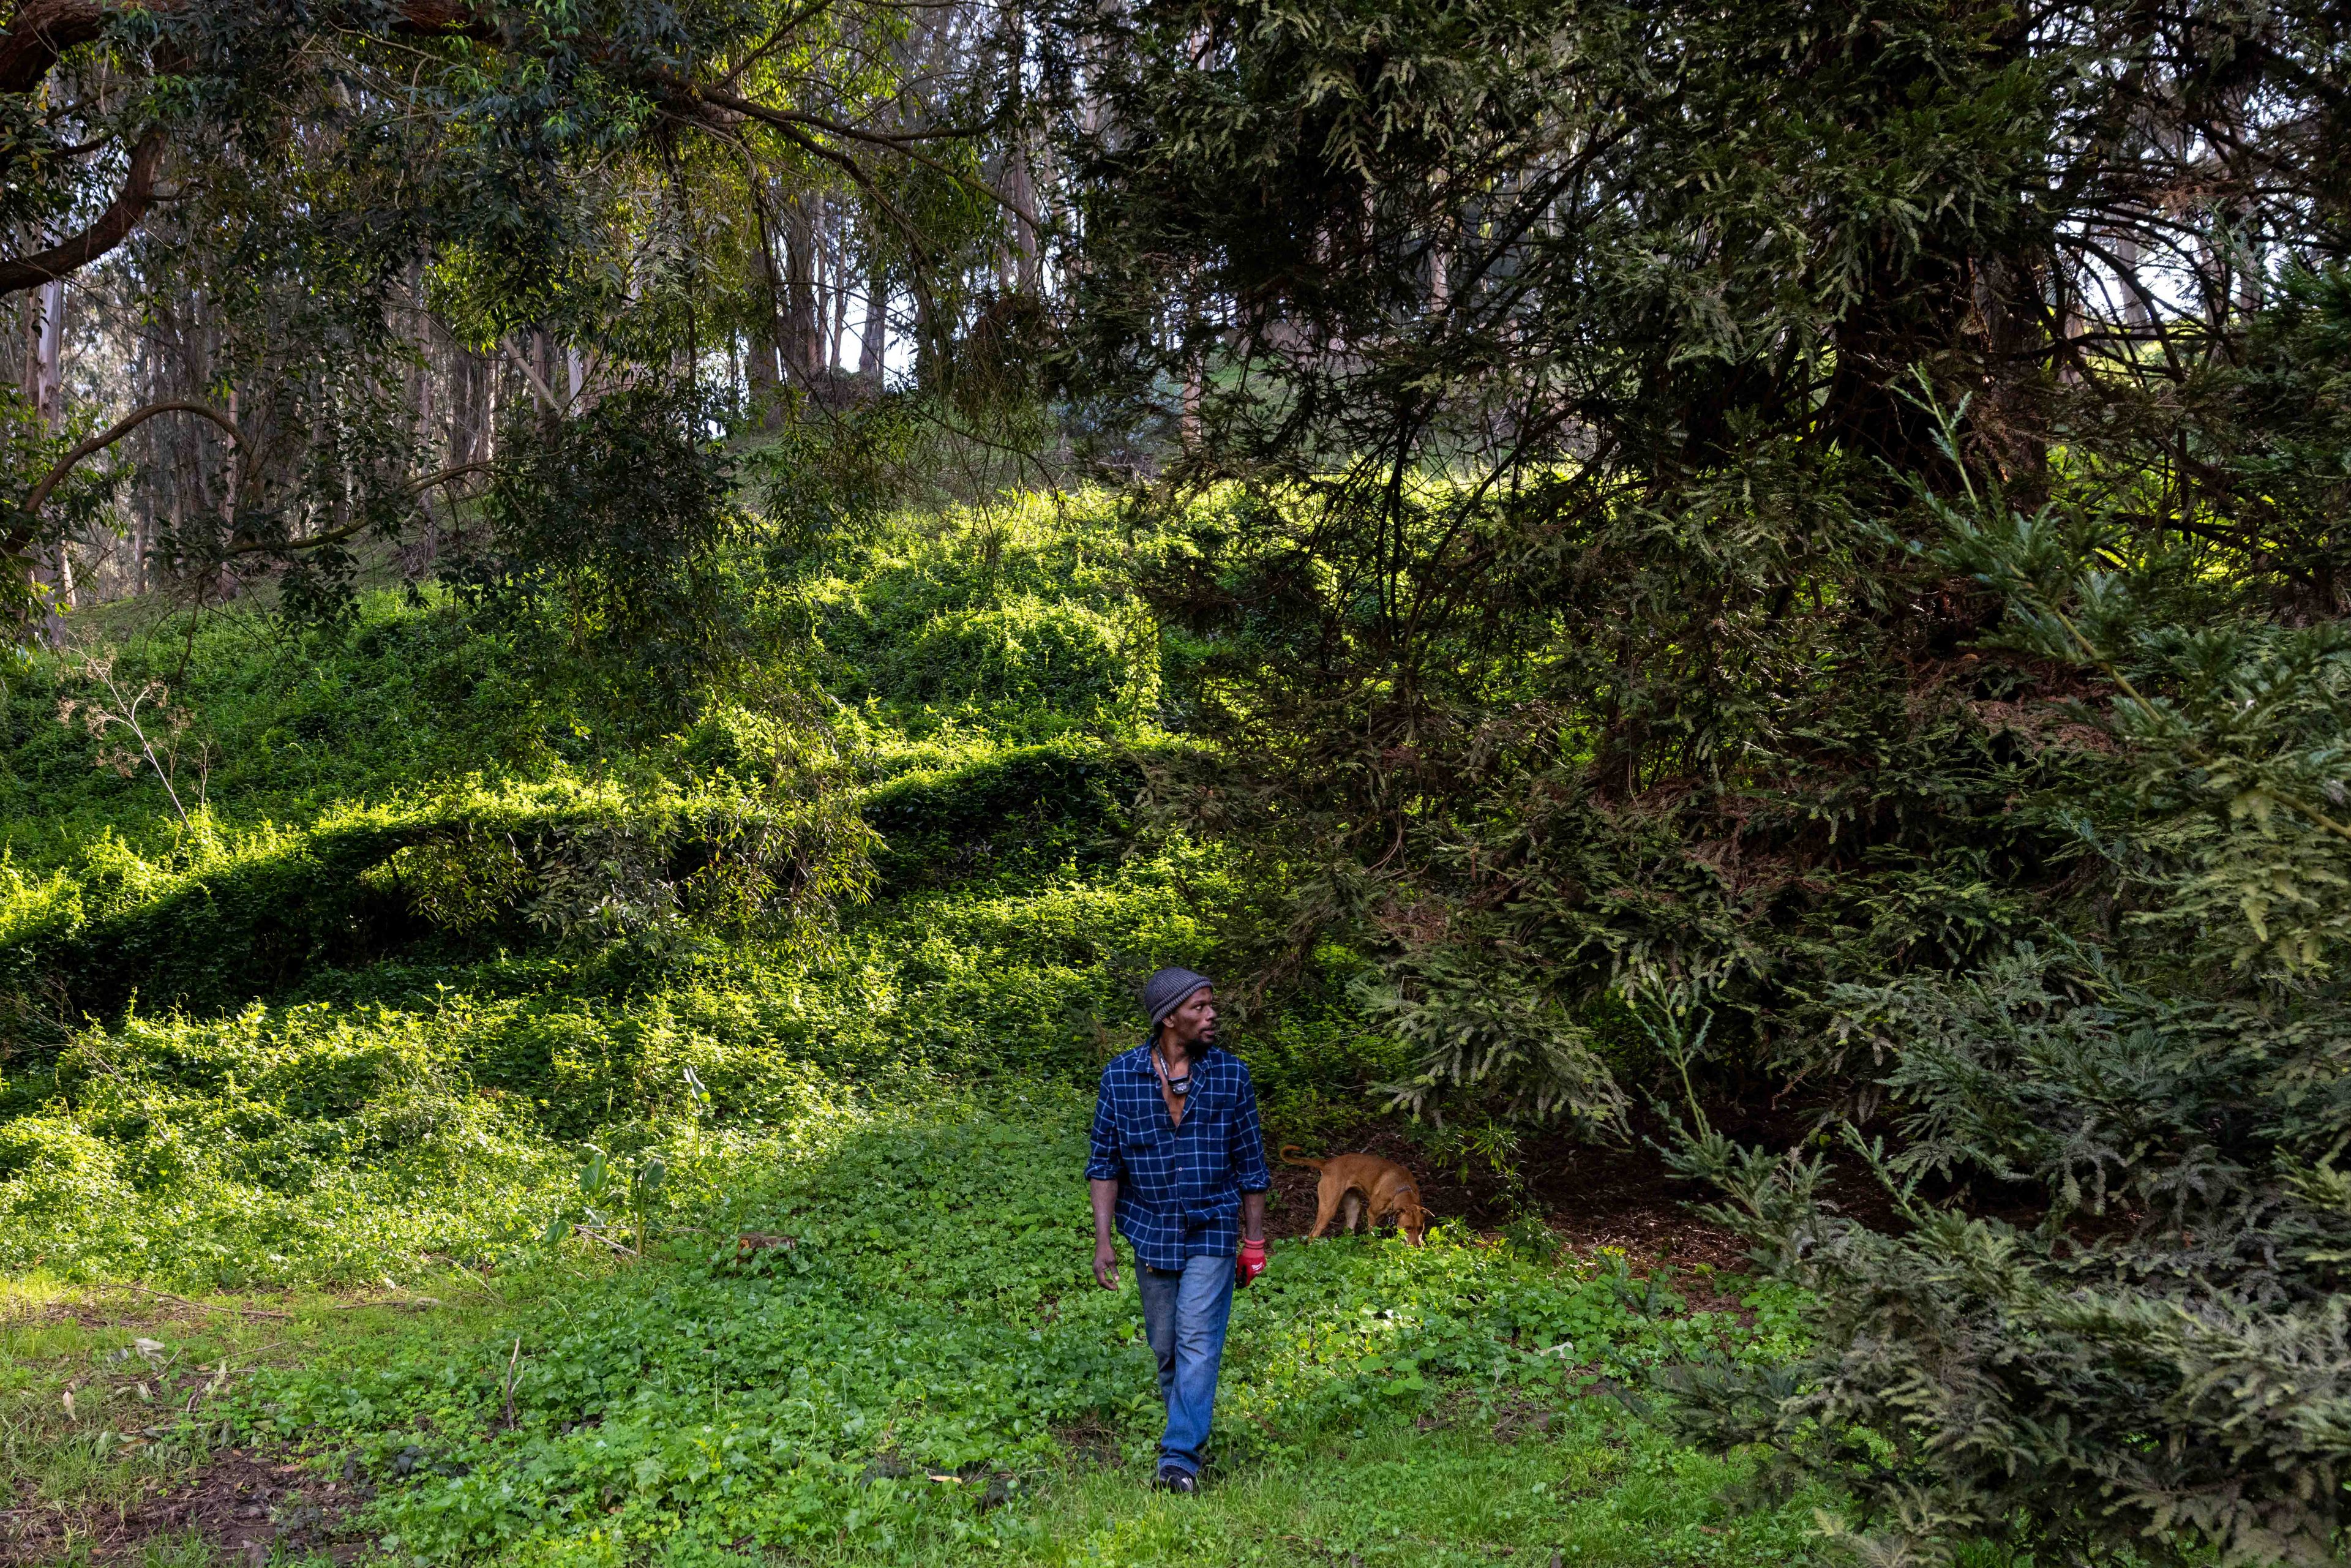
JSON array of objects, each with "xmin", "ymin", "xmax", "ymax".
[{"xmin": 0, "ymin": 0, "xmax": 1032, "ymax": 637}]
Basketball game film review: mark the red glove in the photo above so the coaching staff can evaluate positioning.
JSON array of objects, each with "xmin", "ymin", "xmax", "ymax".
[{"xmin": 1236, "ymin": 1238, "xmax": 1267, "ymax": 1288}]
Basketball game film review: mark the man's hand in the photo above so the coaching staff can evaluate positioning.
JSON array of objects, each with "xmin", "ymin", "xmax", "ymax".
[
  {"xmin": 1237, "ymin": 1190, "xmax": 1269, "ymax": 1286},
  {"xmin": 1090, "ymin": 1176, "xmax": 1121, "ymax": 1289}
]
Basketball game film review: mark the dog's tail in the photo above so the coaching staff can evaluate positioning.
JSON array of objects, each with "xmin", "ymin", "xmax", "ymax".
[{"xmin": 1278, "ymin": 1143, "xmax": 1327, "ymax": 1171}]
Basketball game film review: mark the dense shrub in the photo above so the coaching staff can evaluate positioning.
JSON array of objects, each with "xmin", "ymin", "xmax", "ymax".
[
  {"xmin": 450, "ymin": 383, "xmax": 754, "ymax": 722},
  {"xmin": 784, "ymin": 493, "xmax": 1163, "ymax": 738},
  {"xmin": 1668, "ymin": 489, "xmax": 2351, "ymax": 1564},
  {"xmin": 0, "ymin": 780, "xmax": 872, "ymax": 1038},
  {"xmin": 862, "ymin": 741, "xmax": 1143, "ymax": 893},
  {"xmin": 896, "ymin": 596, "xmax": 1142, "ymax": 717}
]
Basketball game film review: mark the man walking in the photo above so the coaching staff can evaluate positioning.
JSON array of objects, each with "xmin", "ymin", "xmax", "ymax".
[{"xmin": 1087, "ymin": 967, "xmax": 1271, "ymax": 1492}]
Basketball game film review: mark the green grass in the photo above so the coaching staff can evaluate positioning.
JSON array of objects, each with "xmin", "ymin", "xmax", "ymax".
[
  {"xmin": 1008, "ymin": 1419, "xmax": 1820, "ymax": 1568},
  {"xmin": 1, "ymin": 1273, "xmax": 504, "ymax": 1563}
]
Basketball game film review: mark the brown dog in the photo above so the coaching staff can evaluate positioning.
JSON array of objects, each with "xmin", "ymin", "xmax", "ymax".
[{"xmin": 1280, "ymin": 1146, "xmax": 1430, "ymax": 1245}]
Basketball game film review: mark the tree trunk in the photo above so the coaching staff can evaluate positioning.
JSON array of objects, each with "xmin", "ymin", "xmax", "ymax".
[
  {"xmin": 747, "ymin": 324, "xmax": 784, "ymax": 422},
  {"xmin": 449, "ymin": 343, "xmax": 490, "ymax": 469},
  {"xmin": 782, "ymin": 193, "xmax": 821, "ymax": 380},
  {"xmin": 1004, "ymin": 141, "xmax": 1040, "ymax": 293},
  {"xmin": 24, "ymin": 279, "xmax": 70, "ymax": 643},
  {"xmin": 837, "ymin": 204, "xmax": 855, "ymax": 369},
  {"xmin": 858, "ymin": 258, "xmax": 887, "ymax": 383},
  {"xmin": 811, "ymin": 191, "xmax": 833, "ymax": 371},
  {"xmin": 132, "ymin": 479, "xmax": 152, "ymax": 595},
  {"xmin": 26, "ymin": 278, "xmax": 62, "ymax": 424}
]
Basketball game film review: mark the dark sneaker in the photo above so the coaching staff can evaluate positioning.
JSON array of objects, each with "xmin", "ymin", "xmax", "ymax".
[{"xmin": 1156, "ymin": 1467, "xmax": 1198, "ymax": 1494}]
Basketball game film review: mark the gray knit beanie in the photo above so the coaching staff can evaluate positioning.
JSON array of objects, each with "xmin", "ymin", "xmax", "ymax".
[{"xmin": 1142, "ymin": 967, "xmax": 1214, "ymax": 1029}]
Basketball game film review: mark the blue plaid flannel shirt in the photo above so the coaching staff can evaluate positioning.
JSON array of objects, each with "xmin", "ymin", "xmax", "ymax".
[{"xmin": 1086, "ymin": 1042, "xmax": 1272, "ymax": 1272}]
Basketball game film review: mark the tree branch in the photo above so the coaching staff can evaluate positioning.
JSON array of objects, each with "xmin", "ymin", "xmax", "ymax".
[
  {"xmin": 688, "ymin": 84, "xmax": 1036, "ymax": 232},
  {"xmin": 0, "ymin": 0, "xmax": 106, "ymax": 97},
  {"xmin": 0, "ymin": 0, "xmax": 500, "ymax": 291},
  {"xmin": 407, "ymin": 459, "xmax": 493, "ymax": 493},
  {"xmin": 693, "ymin": 114, "xmax": 947, "ymax": 350},
  {"xmin": 8, "ymin": 399, "xmax": 487, "ymax": 576},
  {"xmin": 1, "ymin": 0, "xmax": 495, "ymax": 97},
  {"xmin": 0, "ymin": 127, "xmax": 167, "ymax": 298},
  {"xmin": 217, "ymin": 460, "xmax": 495, "ymax": 557},
  {"xmin": 499, "ymin": 335, "xmax": 566, "ymax": 413},
  {"xmin": 7, "ymin": 399, "xmax": 239, "ymax": 561}
]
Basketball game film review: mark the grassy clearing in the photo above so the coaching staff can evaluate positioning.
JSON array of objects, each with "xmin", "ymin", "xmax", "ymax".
[
  {"xmin": 1002, "ymin": 1419, "xmax": 1823, "ymax": 1568},
  {"xmin": 4, "ymin": 1100, "xmax": 1819, "ymax": 1567}
]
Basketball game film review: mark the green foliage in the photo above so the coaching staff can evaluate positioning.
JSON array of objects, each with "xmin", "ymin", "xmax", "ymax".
[
  {"xmin": 1663, "ymin": 409, "xmax": 2351, "ymax": 1562},
  {"xmin": 454, "ymin": 384, "xmax": 754, "ymax": 721},
  {"xmin": 0, "ymin": 391, "xmax": 124, "ymax": 634},
  {"xmin": 748, "ymin": 392, "xmax": 937, "ymax": 562},
  {"xmin": 781, "ymin": 489, "xmax": 1164, "ymax": 741},
  {"xmin": 0, "ymin": 771, "xmax": 875, "ymax": 1043},
  {"xmin": 1118, "ymin": 473, "xmax": 2076, "ymax": 1141},
  {"xmin": 2170, "ymin": 264, "xmax": 2351, "ymax": 612},
  {"xmin": 898, "ymin": 596, "xmax": 1139, "ymax": 718},
  {"xmin": 1367, "ymin": 950, "xmax": 1632, "ymax": 1134},
  {"xmin": 0, "ymin": 599, "xmax": 572, "ymax": 847},
  {"xmin": 0, "ymin": 484, "xmax": 1806, "ymax": 1566},
  {"xmin": 862, "ymin": 742, "xmax": 1140, "ymax": 893},
  {"xmin": 0, "ymin": 496, "xmax": 1176, "ymax": 1037}
]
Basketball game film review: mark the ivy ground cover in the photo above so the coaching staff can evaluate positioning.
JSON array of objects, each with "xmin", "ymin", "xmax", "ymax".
[{"xmin": 4, "ymin": 1095, "xmax": 1826, "ymax": 1567}]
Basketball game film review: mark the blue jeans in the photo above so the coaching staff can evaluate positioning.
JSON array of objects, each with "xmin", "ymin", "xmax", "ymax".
[{"xmin": 1136, "ymin": 1252, "xmax": 1234, "ymax": 1476}]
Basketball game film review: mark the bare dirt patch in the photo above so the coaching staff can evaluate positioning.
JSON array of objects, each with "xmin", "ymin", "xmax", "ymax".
[
  {"xmin": 1532, "ymin": 1139, "xmax": 1752, "ymax": 1277},
  {"xmin": 1052, "ymin": 1417, "xmax": 1125, "ymax": 1471},
  {"xmin": 1, "ymin": 1448, "xmax": 369, "ymax": 1567}
]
